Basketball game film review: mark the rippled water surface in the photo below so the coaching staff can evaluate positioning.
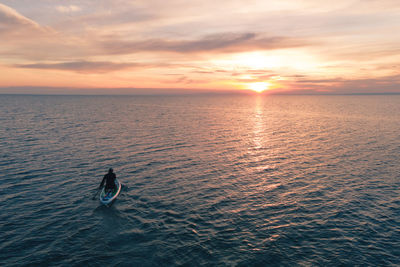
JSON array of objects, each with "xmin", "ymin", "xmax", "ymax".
[{"xmin": 1, "ymin": 95, "xmax": 399, "ymax": 266}]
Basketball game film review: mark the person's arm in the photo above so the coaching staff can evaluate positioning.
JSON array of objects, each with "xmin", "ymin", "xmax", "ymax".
[{"xmin": 99, "ymin": 175, "xmax": 106, "ymax": 188}]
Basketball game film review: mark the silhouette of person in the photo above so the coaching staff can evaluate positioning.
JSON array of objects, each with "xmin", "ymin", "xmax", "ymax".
[{"xmin": 99, "ymin": 168, "xmax": 116, "ymax": 193}]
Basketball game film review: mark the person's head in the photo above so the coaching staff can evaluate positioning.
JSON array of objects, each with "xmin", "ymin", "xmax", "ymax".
[{"xmin": 108, "ymin": 168, "xmax": 113, "ymax": 173}]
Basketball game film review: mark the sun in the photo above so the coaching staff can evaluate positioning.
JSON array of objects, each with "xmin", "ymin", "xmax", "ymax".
[{"xmin": 248, "ymin": 82, "xmax": 269, "ymax": 93}]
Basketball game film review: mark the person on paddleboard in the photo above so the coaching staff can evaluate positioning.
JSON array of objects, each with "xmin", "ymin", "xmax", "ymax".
[{"xmin": 99, "ymin": 168, "xmax": 116, "ymax": 193}]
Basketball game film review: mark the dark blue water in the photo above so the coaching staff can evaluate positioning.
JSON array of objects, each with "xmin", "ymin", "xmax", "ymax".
[{"xmin": 1, "ymin": 94, "xmax": 399, "ymax": 266}]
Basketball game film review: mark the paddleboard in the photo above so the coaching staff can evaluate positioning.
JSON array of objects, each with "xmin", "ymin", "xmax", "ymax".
[{"xmin": 100, "ymin": 179, "xmax": 121, "ymax": 205}]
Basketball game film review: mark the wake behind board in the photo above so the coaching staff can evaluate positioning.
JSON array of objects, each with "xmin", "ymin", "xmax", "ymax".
[{"xmin": 100, "ymin": 179, "xmax": 121, "ymax": 205}]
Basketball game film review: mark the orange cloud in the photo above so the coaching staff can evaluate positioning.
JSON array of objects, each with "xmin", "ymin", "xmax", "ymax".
[
  {"xmin": 100, "ymin": 33, "xmax": 309, "ymax": 55},
  {"xmin": 15, "ymin": 61, "xmax": 149, "ymax": 73}
]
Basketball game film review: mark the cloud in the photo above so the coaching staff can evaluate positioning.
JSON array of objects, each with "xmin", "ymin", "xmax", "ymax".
[
  {"xmin": 0, "ymin": 3, "xmax": 43, "ymax": 34},
  {"xmin": 0, "ymin": 86, "xmax": 242, "ymax": 95},
  {"xmin": 56, "ymin": 5, "xmax": 82, "ymax": 13},
  {"xmin": 101, "ymin": 32, "xmax": 308, "ymax": 54},
  {"xmin": 334, "ymin": 75, "xmax": 400, "ymax": 93},
  {"xmin": 15, "ymin": 61, "xmax": 146, "ymax": 73},
  {"xmin": 78, "ymin": 9, "xmax": 155, "ymax": 26},
  {"xmin": 279, "ymin": 74, "xmax": 400, "ymax": 94},
  {"xmin": 0, "ymin": 4, "xmax": 94, "ymax": 61}
]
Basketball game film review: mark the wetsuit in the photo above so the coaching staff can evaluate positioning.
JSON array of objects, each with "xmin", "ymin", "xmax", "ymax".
[{"xmin": 100, "ymin": 172, "xmax": 116, "ymax": 191}]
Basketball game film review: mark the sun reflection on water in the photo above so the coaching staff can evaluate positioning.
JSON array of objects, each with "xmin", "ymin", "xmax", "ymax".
[
  {"xmin": 252, "ymin": 96, "xmax": 265, "ymax": 150},
  {"xmin": 249, "ymin": 96, "xmax": 277, "ymax": 174}
]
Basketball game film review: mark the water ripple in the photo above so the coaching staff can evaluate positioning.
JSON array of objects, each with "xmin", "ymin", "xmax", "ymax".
[{"xmin": 1, "ymin": 95, "xmax": 400, "ymax": 266}]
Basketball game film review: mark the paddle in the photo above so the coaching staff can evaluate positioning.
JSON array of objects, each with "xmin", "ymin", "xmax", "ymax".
[{"xmin": 92, "ymin": 186, "xmax": 102, "ymax": 200}]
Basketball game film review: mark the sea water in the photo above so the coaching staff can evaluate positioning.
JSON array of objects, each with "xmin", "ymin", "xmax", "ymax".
[{"xmin": 0, "ymin": 94, "xmax": 399, "ymax": 266}]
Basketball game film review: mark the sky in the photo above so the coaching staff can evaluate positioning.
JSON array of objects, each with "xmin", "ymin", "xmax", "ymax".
[{"xmin": 1, "ymin": 0, "xmax": 400, "ymax": 94}]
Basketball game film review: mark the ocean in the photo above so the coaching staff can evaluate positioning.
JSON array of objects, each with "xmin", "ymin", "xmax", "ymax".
[{"xmin": 1, "ymin": 94, "xmax": 399, "ymax": 266}]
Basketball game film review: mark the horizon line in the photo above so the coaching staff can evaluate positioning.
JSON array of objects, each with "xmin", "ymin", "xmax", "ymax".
[{"xmin": 0, "ymin": 86, "xmax": 400, "ymax": 96}]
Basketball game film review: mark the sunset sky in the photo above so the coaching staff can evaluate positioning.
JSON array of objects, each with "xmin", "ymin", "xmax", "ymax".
[{"xmin": 1, "ymin": 0, "xmax": 400, "ymax": 94}]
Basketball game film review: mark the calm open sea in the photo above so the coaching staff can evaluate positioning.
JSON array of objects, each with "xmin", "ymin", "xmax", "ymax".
[{"xmin": 0, "ymin": 94, "xmax": 399, "ymax": 266}]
